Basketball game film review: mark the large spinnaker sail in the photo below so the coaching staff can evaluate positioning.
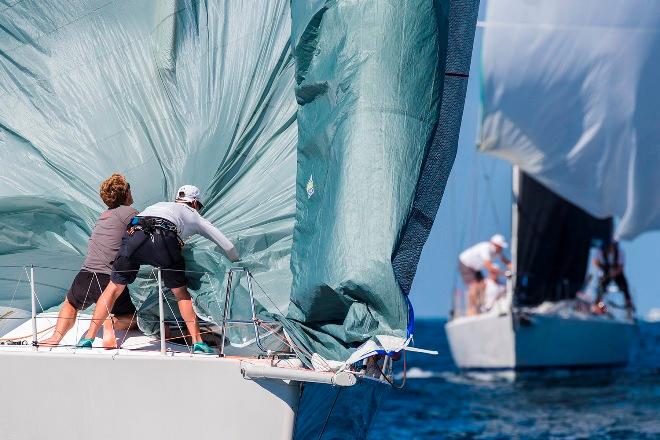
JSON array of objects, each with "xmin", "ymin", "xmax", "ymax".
[
  {"xmin": 515, "ymin": 173, "xmax": 612, "ymax": 307},
  {"xmin": 0, "ymin": 0, "xmax": 479, "ymax": 363},
  {"xmin": 283, "ymin": 0, "xmax": 480, "ymax": 362},
  {"xmin": 0, "ymin": 1, "xmax": 298, "ymax": 340},
  {"xmin": 479, "ymin": 0, "xmax": 660, "ymax": 240}
]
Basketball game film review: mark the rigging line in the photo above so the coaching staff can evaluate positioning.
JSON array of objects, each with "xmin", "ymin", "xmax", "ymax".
[
  {"xmin": 117, "ymin": 329, "xmax": 219, "ymax": 350},
  {"xmin": 73, "ymin": 272, "xmax": 96, "ymax": 347},
  {"xmin": 248, "ymin": 274, "xmax": 318, "ymax": 362},
  {"xmin": 248, "ymin": 277, "xmax": 321, "ymax": 368},
  {"xmin": 117, "ymin": 308, "xmax": 139, "ymax": 350},
  {"xmin": 95, "ymin": 271, "xmax": 121, "ymax": 350},
  {"xmin": 482, "ymin": 162, "xmax": 504, "ymax": 232},
  {"xmin": 317, "ymin": 387, "xmax": 342, "ymax": 440},
  {"xmin": 8, "ymin": 265, "xmax": 25, "ymax": 308},
  {"xmin": 372, "ymin": 352, "xmax": 407, "ymax": 389},
  {"xmin": 204, "ymin": 271, "xmax": 226, "ymax": 326},
  {"xmin": 28, "ymin": 267, "xmax": 47, "ymax": 315},
  {"xmin": 162, "ymin": 284, "xmax": 192, "ymax": 355},
  {"xmin": 257, "ymin": 322, "xmax": 299, "ymax": 354}
]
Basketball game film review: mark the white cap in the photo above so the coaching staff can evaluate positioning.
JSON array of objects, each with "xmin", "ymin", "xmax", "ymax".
[
  {"xmin": 490, "ymin": 234, "xmax": 508, "ymax": 249},
  {"xmin": 176, "ymin": 185, "xmax": 203, "ymax": 207}
]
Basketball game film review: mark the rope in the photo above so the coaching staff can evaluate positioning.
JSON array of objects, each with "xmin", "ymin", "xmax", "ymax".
[
  {"xmin": 0, "ymin": 325, "xmax": 56, "ymax": 342},
  {"xmin": 372, "ymin": 351, "xmax": 407, "ymax": 389},
  {"xmin": 249, "ymin": 273, "xmax": 322, "ymax": 367},
  {"xmin": 317, "ymin": 387, "xmax": 342, "ymax": 440}
]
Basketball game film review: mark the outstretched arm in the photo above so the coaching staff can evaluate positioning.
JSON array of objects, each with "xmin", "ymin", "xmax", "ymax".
[{"xmin": 197, "ymin": 217, "xmax": 240, "ymax": 262}]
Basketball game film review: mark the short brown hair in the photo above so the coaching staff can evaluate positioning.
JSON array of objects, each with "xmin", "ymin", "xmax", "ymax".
[{"xmin": 100, "ymin": 174, "xmax": 130, "ymax": 209}]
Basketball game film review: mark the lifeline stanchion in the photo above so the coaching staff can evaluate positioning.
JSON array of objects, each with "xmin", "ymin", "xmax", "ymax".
[
  {"xmin": 30, "ymin": 265, "xmax": 37, "ymax": 351},
  {"xmin": 219, "ymin": 269, "xmax": 234, "ymax": 357},
  {"xmin": 158, "ymin": 268, "xmax": 166, "ymax": 355}
]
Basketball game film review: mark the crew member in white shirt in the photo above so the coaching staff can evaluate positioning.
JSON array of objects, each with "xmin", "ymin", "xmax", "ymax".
[
  {"xmin": 458, "ymin": 234, "xmax": 510, "ymax": 315},
  {"xmin": 79, "ymin": 185, "xmax": 239, "ymax": 353}
]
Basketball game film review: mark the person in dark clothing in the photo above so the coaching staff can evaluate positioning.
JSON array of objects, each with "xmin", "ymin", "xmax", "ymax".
[
  {"xmin": 593, "ymin": 241, "xmax": 634, "ymax": 318},
  {"xmin": 79, "ymin": 185, "xmax": 239, "ymax": 354}
]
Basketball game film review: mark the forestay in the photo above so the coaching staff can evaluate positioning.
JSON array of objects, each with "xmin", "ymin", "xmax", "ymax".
[{"xmin": 479, "ymin": 0, "xmax": 660, "ymax": 240}]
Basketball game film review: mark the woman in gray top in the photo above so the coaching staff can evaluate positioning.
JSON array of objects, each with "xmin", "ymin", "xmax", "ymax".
[{"xmin": 41, "ymin": 174, "xmax": 138, "ymax": 348}]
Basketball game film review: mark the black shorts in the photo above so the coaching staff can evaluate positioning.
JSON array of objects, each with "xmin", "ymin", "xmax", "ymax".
[
  {"xmin": 458, "ymin": 261, "xmax": 483, "ymax": 285},
  {"xmin": 110, "ymin": 229, "xmax": 186, "ymax": 289},
  {"xmin": 66, "ymin": 270, "xmax": 136, "ymax": 315}
]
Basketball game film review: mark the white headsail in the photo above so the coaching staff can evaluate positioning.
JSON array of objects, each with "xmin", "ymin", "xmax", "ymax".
[{"xmin": 479, "ymin": 0, "xmax": 660, "ymax": 240}]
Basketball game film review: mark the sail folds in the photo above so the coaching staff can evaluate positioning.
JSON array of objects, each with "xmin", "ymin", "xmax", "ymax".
[
  {"xmin": 0, "ymin": 0, "xmax": 479, "ymax": 362},
  {"xmin": 0, "ymin": 1, "xmax": 298, "ymax": 336},
  {"xmin": 480, "ymin": 0, "xmax": 660, "ymax": 240}
]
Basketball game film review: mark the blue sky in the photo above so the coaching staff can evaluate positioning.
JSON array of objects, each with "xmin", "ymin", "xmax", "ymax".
[{"xmin": 409, "ymin": 10, "xmax": 660, "ymax": 318}]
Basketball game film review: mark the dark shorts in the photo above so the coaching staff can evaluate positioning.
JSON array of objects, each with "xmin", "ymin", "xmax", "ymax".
[
  {"xmin": 111, "ymin": 229, "xmax": 186, "ymax": 289},
  {"xmin": 459, "ymin": 261, "xmax": 483, "ymax": 285},
  {"xmin": 66, "ymin": 270, "xmax": 136, "ymax": 315}
]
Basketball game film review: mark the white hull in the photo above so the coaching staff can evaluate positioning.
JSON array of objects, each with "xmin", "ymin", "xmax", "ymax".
[
  {"xmin": 446, "ymin": 309, "xmax": 635, "ymax": 370},
  {"xmin": 0, "ymin": 350, "xmax": 299, "ymax": 440},
  {"xmin": 0, "ymin": 312, "xmax": 387, "ymax": 439}
]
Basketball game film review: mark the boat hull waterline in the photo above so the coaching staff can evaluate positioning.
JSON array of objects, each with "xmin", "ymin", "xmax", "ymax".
[{"xmin": 445, "ymin": 311, "xmax": 635, "ymax": 371}]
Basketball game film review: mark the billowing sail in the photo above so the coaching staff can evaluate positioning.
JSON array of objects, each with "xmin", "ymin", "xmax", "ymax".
[
  {"xmin": 285, "ymin": 0, "xmax": 480, "ymax": 362},
  {"xmin": 0, "ymin": 1, "xmax": 298, "ymax": 345},
  {"xmin": 515, "ymin": 173, "xmax": 612, "ymax": 307},
  {"xmin": 479, "ymin": 0, "xmax": 660, "ymax": 240},
  {"xmin": 0, "ymin": 0, "xmax": 478, "ymax": 362}
]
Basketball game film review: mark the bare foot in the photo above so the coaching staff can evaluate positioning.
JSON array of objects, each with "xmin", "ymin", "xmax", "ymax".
[
  {"xmin": 103, "ymin": 334, "xmax": 117, "ymax": 350},
  {"xmin": 39, "ymin": 336, "xmax": 61, "ymax": 346},
  {"xmin": 40, "ymin": 332, "xmax": 64, "ymax": 346}
]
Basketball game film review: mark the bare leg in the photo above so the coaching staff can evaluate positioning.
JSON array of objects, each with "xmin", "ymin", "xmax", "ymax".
[
  {"xmin": 102, "ymin": 317, "xmax": 117, "ymax": 349},
  {"xmin": 84, "ymin": 281, "xmax": 126, "ymax": 340},
  {"xmin": 102, "ymin": 314, "xmax": 137, "ymax": 349},
  {"xmin": 171, "ymin": 286, "xmax": 202, "ymax": 343},
  {"xmin": 476, "ymin": 281, "xmax": 485, "ymax": 312},
  {"xmin": 112, "ymin": 314, "xmax": 137, "ymax": 331},
  {"xmin": 40, "ymin": 300, "xmax": 78, "ymax": 346},
  {"xmin": 467, "ymin": 282, "xmax": 479, "ymax": 316}
]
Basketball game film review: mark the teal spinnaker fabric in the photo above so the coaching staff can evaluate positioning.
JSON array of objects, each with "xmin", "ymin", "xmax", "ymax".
[
  {"xmin": 285, "ymin": 0, "xmax": 450, "ymax": 361},
  {"xmin": 0, "ymin": 0, "xmax": 478, "ymax": 361},
  {"xmin": 0, "ymin": 1, "xmax": 297, "ymax": 345}
]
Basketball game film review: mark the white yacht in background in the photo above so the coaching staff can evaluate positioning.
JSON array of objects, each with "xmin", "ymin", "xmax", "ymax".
[
  {"xmin": 446, "ymin": 170, "xmax": 635, "ymax": 371},
  {"xmin": 446, "ymin": 0, "xmax": 660, "ymax": 371},
  {"xmin": 645, "ymin": 309, "xmax": 660, "ymax": 323}
]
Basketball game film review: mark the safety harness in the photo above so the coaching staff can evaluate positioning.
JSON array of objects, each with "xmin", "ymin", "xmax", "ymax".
[{"xmin": 124, "ymin": 216, "xmax": 185, "ymax": 264}]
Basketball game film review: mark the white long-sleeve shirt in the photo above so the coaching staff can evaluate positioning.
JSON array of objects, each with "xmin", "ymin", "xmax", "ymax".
[{"xmin": 138, "ymin": 202, "xmax": 239, "ymax": 262}]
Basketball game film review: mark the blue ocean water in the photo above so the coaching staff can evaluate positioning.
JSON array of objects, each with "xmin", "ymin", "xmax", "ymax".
[{"xmin": 368, "ymin": 319, "xmax": 660, "ymax": 439}]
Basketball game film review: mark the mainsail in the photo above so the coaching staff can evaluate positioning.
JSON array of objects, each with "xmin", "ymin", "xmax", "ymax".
[
  {"xmin": 515, "ymin": 173, "xmax": 612, "ymax": 306},
  {"xmin": 0, "ymin": 0, "xmax": 478, "ymax": 362},
  {"xmin": 479, "ymin": 0, "xmax": 660, "ymax": 240}
]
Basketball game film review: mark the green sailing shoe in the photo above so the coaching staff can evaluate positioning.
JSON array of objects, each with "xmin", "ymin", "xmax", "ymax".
[
  {"xmin": 77, "ymin": 337, "xmax": 94, "ymax": 349},
  {"xmin": 193, "ymin": 342, "xmax": 213, "ymax": 354}
]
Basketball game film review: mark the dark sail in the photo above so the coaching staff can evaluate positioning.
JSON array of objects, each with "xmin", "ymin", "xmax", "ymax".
[{"xmin": 515, "ymin": 173, "xmax": 612, "ymax": 307}]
